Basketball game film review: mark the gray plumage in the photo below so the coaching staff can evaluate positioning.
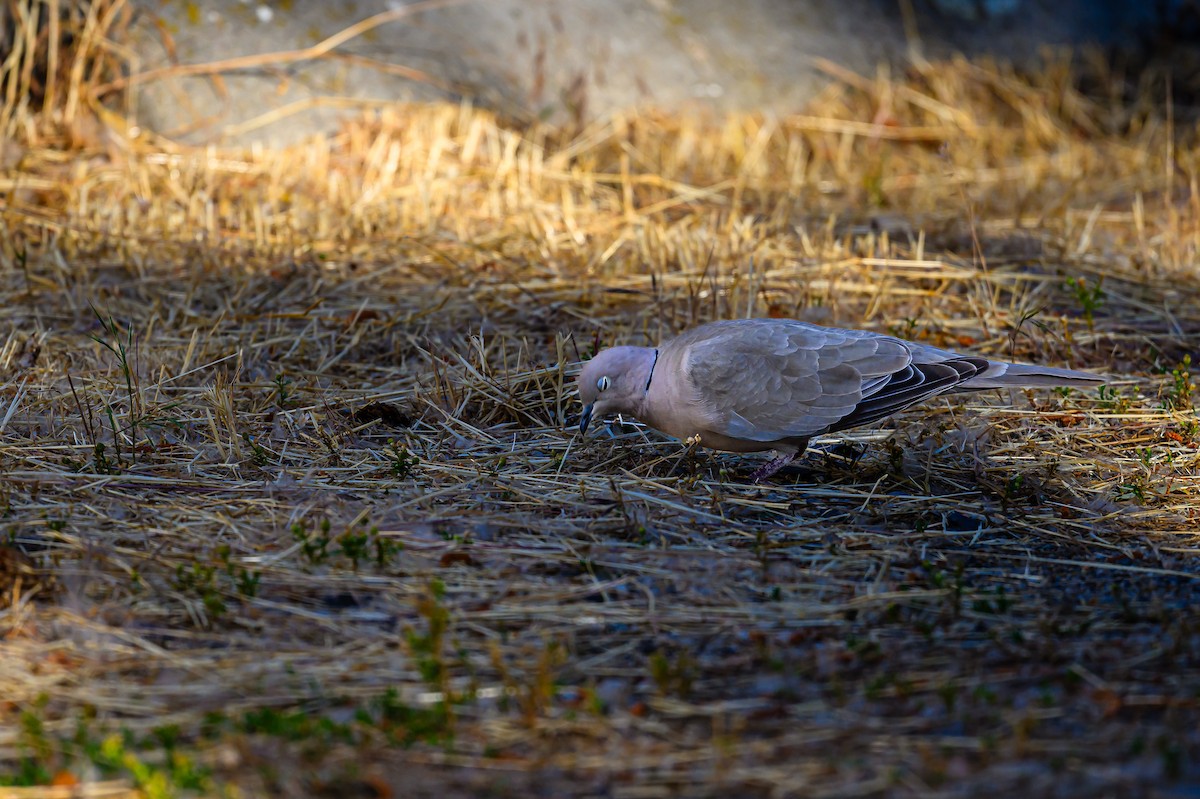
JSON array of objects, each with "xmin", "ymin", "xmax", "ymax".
[{"xmin": 577, "ymin": 318, "xmax": 1104, "ymax": 480}]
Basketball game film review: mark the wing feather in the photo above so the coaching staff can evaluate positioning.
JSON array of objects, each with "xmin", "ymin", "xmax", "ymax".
[
  {"xmin": 825, "ymin": 358, "xmax": 987, "ymax": 432},
  {"xmin": 676, "ymin": 319, "xmax": 987, "ymax": 442}
]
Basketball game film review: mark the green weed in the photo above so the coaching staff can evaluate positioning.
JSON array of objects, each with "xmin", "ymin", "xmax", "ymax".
[
  {"xmin": 290, "ymin": 516, "xmax": 402, "ymax": 570},
  {"xmin": 1, "ymin": 697, "xmax": 213, "ymax": 797},
  {"xmin": 389, "ymin": 440, "xmax": 420, "ymax": 479},
  {"xmin": 649, "ymin": 649, "xmax": 696, "ymax": 698},
  {"xmin": 1096, "ymin": 384, "xmax": 1131, "ymax": 413},
  {"xmin": 1161, "ymin": 356, "xmax": 1195, "ymax": 412},
  {"xmin": 271, "ymin": 373, "xmax": 293, "ymax": 409},
  {"xmin": 1065, "ymin": 275, "xmax": 1104, "ymax": 330}
]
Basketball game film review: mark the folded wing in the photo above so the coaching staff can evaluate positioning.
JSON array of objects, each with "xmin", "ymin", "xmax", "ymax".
[{"xmin": 680, "ymin": 320, "xmax": 991, "ymax": 442}]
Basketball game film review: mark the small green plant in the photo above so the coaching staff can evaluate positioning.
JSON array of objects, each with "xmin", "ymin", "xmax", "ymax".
[
  {"xmin": 524, "ymin": 640, "xmax": 566, "ymax": 725},
  {"xmin": 972, "ymin": 684, "xmax": 998, "ymax": 705},
  {"xmin": 6, "ymin": 695, "xmax": 53, "ymax": 786},
  {"xmin": 338, "ymin": 527, "xmax": 371, "ymax": 571},
  {"xmin": 389, "ymin": 440, "xmax": 420, "ymax": 479},
  {"xmin": 168, "ymin": 548, "xmax": 263, "ymax": 624},
  {"xmin": 649, "ymin": 649, "xmax": 696, "ymax": 698},
  {"xmin": 888, "ymin": 317, "xmax": 920, "ymax": 340},
  {"xmin": 205, "ymin": 690, "xmax": 455, "ymax": 753},
  {"xmin": 407, "ymin": 579, "xmax": 450, "ymax": 688},
  {"xmin": 1007, "ymin": 305, "xmax": 1047, "ymax": 359},
  {"xmin": 290, "ymin": 516, "xmax": 402, "ymax": 570},
  {"xmin": 270, "ymin": 373, "xmax": 293, "ymax": 408},
  {"xmin": 90, "ymin": 308, "xmax": 141, "ymax": 466},
  {"xmin": 1158, "ymin": 735, "xmax": 1184, "ymax": 780},
  {"xmin": 89, "ymin": 732, "xmax": 210, "ymax": 799},
  {"xmin": 216, "ymin": 545, "xmax": 261, "ymax": 598},
  {"xmin": 937, "ymin": 681, "xmax": 960, "ymax": 712},
  {"xmin": 971, "ymin": 585, "xmax": 1010, "ymax": 615},
  {"xmin": 862, "ymin": 158, "xmax": 887, "ymax": 207},
  {"xmin": 1095, "ymin": 384, "xmax": 1131, "ymax": 413},
  {"xmin": 11, "ymin": 240, "xmax": 31, "ymax": 294},
  {"xmin": 292, "ymin": 518, "xmax": 332, "ymax": 566},
  {"xmin": 1, "ymin": 698, "xmax": 212, "ymax": 796},
  {"xmin": 1138, "ymin": 447, "xmax": 1154, "ymax": 469},
  {"xmin": 865, "ymin": 673, "xmax": 892, "ymax": 701},
  {"xmin": 885, "ymin": 438, "xmax": 906, "ymax": 475},
  {"xmin": 369, "ymin": 688, "xmax": 453, "ymax": 748},
  {"xmin": 1115, "ymin": 479, "xmax": 1147, "ymax": 504},
  {"xmin": 400, "ymin": 579, "xmax": 460, "ymax": 739},
  {"xmin": 94, "ymin": 441, "xmax": 118, "ymax": 474},
  {"xmin": 1004, "ymin": 472, "xmax": 1025, "ymax": 500},
  {"xmin": 375, "ymin": 534, "xmax": 403, "ymax": 567},
  {"xmin": 173, "ymin": 561, "xmax": 227, "ymax": 619},
  {"xmin": 1162, "ymin": 355, "xmax": 1195, "ymax": 412},
  {"xmin": 70, "ymin": 309, "xmax": 182, "ymax": 471},
  {"xmin": 238, "ymin": 707, "xmax": 354, "ymax": 745},
  {"xmin": 1065, "ymin": 275, "xmax": 1104, "ymax": 330},
  {"xmin": 242, "ymin": 433, "xmax": 271, "ymax": 466}
]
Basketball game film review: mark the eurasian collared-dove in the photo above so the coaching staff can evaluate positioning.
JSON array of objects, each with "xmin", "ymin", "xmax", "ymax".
[{"xmin": 577, "ymin": 318, "xmax": 1104, "ymax": 481}]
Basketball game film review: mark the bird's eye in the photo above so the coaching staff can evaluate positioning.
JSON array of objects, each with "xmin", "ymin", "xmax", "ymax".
[{"xmin": 596, "ymin": 376, "xmax": 611, "ymax": 392}]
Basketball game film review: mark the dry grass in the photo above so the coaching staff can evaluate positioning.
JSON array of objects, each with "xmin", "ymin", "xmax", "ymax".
[{"xmin": 2, "ymin": 4, "xmax": 1200, "ymax": 797}]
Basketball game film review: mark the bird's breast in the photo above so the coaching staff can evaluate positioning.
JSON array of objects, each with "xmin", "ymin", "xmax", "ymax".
[{"xmin": 637, "ymin": 365, "xmax": 717, "ymax": 441}]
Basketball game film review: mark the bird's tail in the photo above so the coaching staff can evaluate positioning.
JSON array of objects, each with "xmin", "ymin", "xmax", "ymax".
[{"xmin": 959, "ymin": 361, "xmax": 1105, "ymax": 390}]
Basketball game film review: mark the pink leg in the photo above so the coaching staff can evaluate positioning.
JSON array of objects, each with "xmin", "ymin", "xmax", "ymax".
[{"xmin": 750, "ymin": 451, "xmax": 797, "ymax": 483}]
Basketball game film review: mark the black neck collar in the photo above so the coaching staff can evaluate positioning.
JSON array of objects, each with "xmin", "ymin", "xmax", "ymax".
[{"xmin": 645, "ymin": 349, "xmax": 659, "ymax": 392}]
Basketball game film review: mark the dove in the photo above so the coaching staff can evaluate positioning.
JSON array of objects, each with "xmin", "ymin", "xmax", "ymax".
[{"xmin": 576, "ymin": 318, "xmax": 1104, "ymax": 481}]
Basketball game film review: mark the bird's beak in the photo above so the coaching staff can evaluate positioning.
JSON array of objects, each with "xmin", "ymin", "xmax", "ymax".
[{"xmin": 579, "ymin": 403, "xmax": 594, "ymax": 435}]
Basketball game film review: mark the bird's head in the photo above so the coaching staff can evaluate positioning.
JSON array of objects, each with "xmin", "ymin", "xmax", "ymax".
[{"xmin": 577, "ymin": 345, "xmax": 656, "ymax": 434}]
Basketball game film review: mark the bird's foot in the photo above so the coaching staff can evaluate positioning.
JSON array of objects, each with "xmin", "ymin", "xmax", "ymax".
[
  {"xmin": 820, "ymin": 440, "xmax": 867, "ymax": 468},
  {"xmin": 750, "ymin": 451, "xmax": 797, "ymax": 483}
]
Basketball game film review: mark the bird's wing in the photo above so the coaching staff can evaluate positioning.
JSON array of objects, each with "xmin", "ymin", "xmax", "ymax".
[{"xmin": 678, "ymin": 320, "xmax": 987, "ymax": 442}]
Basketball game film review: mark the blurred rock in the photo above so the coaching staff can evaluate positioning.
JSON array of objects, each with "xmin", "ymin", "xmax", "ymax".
[{"xmin": 125, "ymin": 0, "xmax": 1190, "ymax": 146}]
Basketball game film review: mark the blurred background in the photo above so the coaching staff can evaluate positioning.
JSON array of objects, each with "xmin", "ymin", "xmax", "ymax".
[{"xmin": 12, "ymin": 0, "xmax": 1197, "ymax": 146}]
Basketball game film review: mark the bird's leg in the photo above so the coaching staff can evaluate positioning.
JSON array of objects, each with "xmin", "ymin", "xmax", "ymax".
[
  {"xmin": 750, "ymin": 451, "xmax": 797, "ymax": 483},
  {"xmin": 749, "ymin": 440, "xmax": 809, "ymax": 483}
]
